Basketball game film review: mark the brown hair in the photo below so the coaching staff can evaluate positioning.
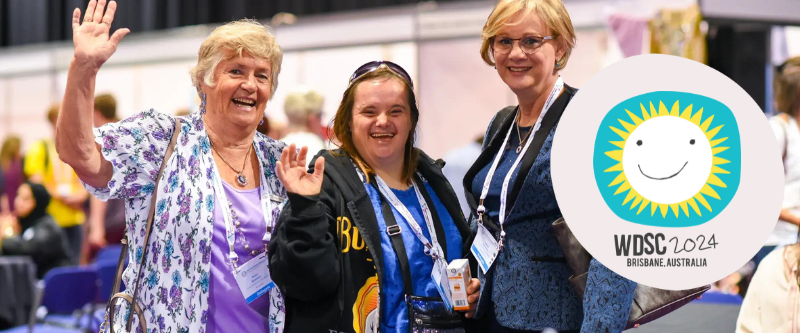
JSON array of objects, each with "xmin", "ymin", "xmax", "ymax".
[
  {"xmin": 332, "ymin": 68, "xmax": 419, "ymax": 184},
  {"xmin": 776, "ymin": 57, "xmax": 800, "ymax": 117},
  {"xmin": 94, "ymin": 94, "xmax": 118, "ymax": 121},
  {"xmin": 0, "ymin": 135, "xmax": 21, "ymax": 171},
  {"xmin": 46, "ymin": 103, "xmax": 59, "ymax": 125},
  {"xmin": 480, "ymin": 0, "xmax": 576, "ymax": 69}
]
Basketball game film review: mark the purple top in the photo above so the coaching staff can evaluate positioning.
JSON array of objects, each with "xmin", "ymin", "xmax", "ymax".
[
  {"xmin": 208, "ymin": 181, "xmax": 271, "ymax": 333},
  {"xmin": 2, "ymin": 159, "xmax": 24, "ymax": 211}
]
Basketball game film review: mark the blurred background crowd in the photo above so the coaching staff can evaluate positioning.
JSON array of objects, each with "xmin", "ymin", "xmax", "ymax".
[{"xmin": 0, "ymin": 0, "xmax": 799, "ymax": 332}]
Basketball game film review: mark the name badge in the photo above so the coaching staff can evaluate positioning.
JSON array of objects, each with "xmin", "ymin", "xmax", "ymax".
[
  {"xmin": 471, "ymin": 224, "xmax": 499, "ymax": 274},
  {"xmin": 233, "ymin": 253, "xmax": 275, "ymax": 304},
  {"xmin": 431, "ymin": 259, "xmax": 454, "ymax": 313}
]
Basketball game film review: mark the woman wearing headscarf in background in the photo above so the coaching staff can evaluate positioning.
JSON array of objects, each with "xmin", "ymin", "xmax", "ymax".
[
  {"xmin": 462, "ymin": 0, "xmax": 636, "ymax": 332},
  {"xmin": 0, "ymin": 182, "xmax": 71, "ymax": 279}
]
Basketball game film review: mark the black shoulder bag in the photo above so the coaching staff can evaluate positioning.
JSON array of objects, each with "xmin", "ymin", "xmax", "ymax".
[{"xmin": 552, "ymin": 217, "xmax": 710, "ymax": 329}]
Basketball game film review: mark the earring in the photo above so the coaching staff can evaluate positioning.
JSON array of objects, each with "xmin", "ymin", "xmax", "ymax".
[
  {"xmin": 200, "ymin": 93, "xmax": 207, "ymax": 114},
  {"xmin": 260, "ymin": 112, "xmax": 265, "ymax": 126},
  {"xmin": 555, "ymin": 62, "xmax": 561, "ymax": 69}
]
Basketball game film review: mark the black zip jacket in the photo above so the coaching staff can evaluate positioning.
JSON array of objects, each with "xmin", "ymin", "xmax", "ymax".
[{"xmin": 269, "ymin": 149, "xmax": 474, "ymax": 333}]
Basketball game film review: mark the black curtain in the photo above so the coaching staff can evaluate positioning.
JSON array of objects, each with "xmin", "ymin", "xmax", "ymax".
[
  {"xmin": 0, "ymin": 0, "xmax": 475, "ymax": 47},
  {"xmin": 706, "ymin": 23, "xmax": 770, "ymax": 112}
]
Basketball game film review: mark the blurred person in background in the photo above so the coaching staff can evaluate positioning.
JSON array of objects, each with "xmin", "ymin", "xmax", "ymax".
[
  {"xmin": 24, "ymin": 103, "xmax": 89, "ymax": 265},
  {"xmin": 0, "ymin": 182, "xmax": 71, "ymax": 279},
  {"xmin": 82, "ymin": 94, "xmax": 126, "ymax": 264},
  {"xmin": 1, "ymin": 135, "xmax": 25, "ymax": 216},
  {"xmin": 281, "ymin": 89, "xmax": 326, "ymax": 156},
  {"xmin": 463, "ymin": 0, "xmax": 636, "ymax": 331},
  {"xmin": 735, "ymin": 233, "xmax": 800, "ymax": 332},
  {"xmin": 763, "ymin": 57, "xmax": 800, "ymax": 267},
  {"xmin": 443, "ymin": 135, "xmax": 483, "ymax": 217},
  {"xmin": 270, "ymin": 61, "xmax": 479, "ymax": 333},
  {"xmin": 57, "ymin": 1, "xmax": 288, "ymax": 331}
]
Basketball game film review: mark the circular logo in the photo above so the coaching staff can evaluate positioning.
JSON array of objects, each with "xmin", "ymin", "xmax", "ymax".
[
  {"xmin": 594, "ymin": 91, "xmax": 742, "ymax": 227},
  {"xmin": 552, "ymin": 54, "xmax": 783, "ymax": 290}
]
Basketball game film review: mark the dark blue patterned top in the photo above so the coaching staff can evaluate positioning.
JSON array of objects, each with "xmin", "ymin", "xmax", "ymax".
[{"xmin": 470, "ymin": 120, "xmax": 637, "ymax": 332}]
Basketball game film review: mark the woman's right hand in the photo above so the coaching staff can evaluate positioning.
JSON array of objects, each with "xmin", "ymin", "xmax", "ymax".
[
  {"xmin": 276, "ymin": 144, "xmax": 325, "ymax": 196},
  {"xmin": 71, "ymin": 0, "xmax": 130, "ymax": 70}
]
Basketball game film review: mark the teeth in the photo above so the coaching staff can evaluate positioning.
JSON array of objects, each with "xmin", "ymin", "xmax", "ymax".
[
  {"xmin": 509, "ymin": 67, "xmax": 530, "ymax": 72},
  {"xmin": 232, "ymin": 98, "xmax": 256, "ymax": 106},
  {"xmin": 371, "ymin": 133, "xmax": 394, "ymax": 138}
]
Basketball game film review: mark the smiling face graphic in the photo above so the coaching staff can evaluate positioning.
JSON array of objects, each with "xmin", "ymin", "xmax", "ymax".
[
  {"xmin": 623, "ymin": 116, "xmax": 713, "ymax": 204},
  {"xmin": 597, "ymin": 98, "xmax": 736, "ymax": 223}
]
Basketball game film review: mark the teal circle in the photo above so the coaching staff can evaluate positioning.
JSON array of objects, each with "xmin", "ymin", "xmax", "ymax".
[{"xmin": 593, "ymin": 91, "xmax": 742, "ymax": 227}]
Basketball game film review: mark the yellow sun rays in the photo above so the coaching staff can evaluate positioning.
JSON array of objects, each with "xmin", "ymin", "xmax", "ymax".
[{"xmin": 603, "ymin": 100, "xmax": 729, "ymax": 218}]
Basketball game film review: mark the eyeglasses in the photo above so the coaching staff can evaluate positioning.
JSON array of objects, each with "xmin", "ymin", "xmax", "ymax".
[
  {"xmin": 491, "ymin": 35, "xmax": 553, "ymax": 55},
  {"xmin": 348, "ymin": 61, "xmax": 414, "ymax": 89}
]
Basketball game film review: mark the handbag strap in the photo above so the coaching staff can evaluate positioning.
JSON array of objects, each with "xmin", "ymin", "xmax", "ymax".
[
  {"xmin": 372, "ymin": 174, "xmax": 447, "ymax": 296},
  {"xmin": 104, "ymin": 118, "xmax": 182, "ymax": 332}
]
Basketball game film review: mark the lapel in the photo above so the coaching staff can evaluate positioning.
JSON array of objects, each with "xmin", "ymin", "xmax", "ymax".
[
  {"xmin": 462, "ymin": 84, "xmax": 576, "ymax": 230},
  {"xmin": 417, "ymin": 152, "xmax": 474, "ymax": 248}
]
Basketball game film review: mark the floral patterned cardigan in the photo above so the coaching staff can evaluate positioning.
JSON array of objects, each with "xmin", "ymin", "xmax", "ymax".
[{"xmin": 84, "ymin": 110, "xmax": 288, "ymax": 333}]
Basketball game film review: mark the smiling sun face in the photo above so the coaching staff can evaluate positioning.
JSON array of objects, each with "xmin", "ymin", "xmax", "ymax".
[{"xmin": 604, "ymin": 100, "xmax": 730, "ymax": 218}]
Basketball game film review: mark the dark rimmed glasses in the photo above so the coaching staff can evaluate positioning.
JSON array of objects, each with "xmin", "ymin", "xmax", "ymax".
[
  {"xmin": 491, "ymin": 35, "xmax": 554, "ymax": 55},
  {"xmin": 348, "ymin": 61, "xmax": 414, "ymax": 88}
]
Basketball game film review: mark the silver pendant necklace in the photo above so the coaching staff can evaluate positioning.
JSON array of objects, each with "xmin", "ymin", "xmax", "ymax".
[
  {"xmin": 211, "ymin": 141, "xmax": 253, "ymax": 187},
  {"xmin": 516, "ymin": 119, "xmax": 533, "ymax": 153}
]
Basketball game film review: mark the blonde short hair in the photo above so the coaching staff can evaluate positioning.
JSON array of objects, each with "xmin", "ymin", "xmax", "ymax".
[
  {"xmin": 190, "ymin": 19, "xmax": 283, "ymax": 98},
  {"xmin": 284, "ymin": 90, "xmax": 324, "ymax": 125},
  {"xmin": 480, "ymin": 0, "xmax": 576, "ymax": 70}
]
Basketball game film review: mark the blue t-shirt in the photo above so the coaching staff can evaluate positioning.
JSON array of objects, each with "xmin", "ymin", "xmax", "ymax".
[{"xmin": 365, "ymin": 181, "xmax": 462, "ymax": 333}]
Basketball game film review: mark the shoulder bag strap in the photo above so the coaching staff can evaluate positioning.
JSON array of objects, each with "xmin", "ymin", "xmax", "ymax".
[
  {"xmin": 103, "ymin": 118, "xmax": 182, "ymax": 333},
  {"xmin": 373, "ymin": 180, "xmax": 414, "ymax": 295}
]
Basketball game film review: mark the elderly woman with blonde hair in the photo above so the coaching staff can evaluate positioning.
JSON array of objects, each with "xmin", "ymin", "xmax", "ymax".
[
  {"xmin": 462, "ymin": 0, "xmax": 636, "ymax": 332},
  {"xmin": 281, "ymin": 89, "xmax": 327, "ymax": 156},
  {"xmin": 56, "ymin": 1, "xmax": 288, "ymax": 332}
]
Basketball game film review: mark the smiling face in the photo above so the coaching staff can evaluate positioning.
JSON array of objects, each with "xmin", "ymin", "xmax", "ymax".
[
  {"xmin": 201, "ymin": 52, "xmax": 272, "ymax": 128},
  {"xmin": 350, "ymin": 77, "xmax": 412, "ymax": 171},
  {"xmin": 493, "ymin": 11, "xmax": 562, "ymax": 97},
  {"xmin": 622, "ymin": 116, "xmax": 713, "ymax": 204}
]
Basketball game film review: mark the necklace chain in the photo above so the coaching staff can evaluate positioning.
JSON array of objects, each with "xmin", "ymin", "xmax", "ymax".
[
  {"xmin": 210, "ymin": 141, "xmax": 252, "ymax": 172},
  {"xmin": 516, "ymin": 117, "xmax": 534, "ymax": 150}
]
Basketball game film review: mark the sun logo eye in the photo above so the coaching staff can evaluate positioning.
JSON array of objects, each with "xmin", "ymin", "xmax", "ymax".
[{"xmin": 593, "ymin": 92, "xmax": 741, "ymax": 227}]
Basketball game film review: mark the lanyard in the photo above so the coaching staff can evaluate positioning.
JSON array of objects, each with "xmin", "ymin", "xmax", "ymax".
[
  {"xmin": 373, "ymin": 175, "xmax": 445, "ymax": 261},
  {"xmin": 477, "ymin": 76, "xmax": 564, "ymax": 250},
  {"xmin": 209, "ymin": 142, "xmax": 274, "ymax": 270}
]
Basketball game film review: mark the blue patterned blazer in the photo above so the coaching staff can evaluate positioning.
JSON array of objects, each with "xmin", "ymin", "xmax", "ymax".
[{"xmin": 463, "ymin": 85, "xmax": 637, "ymax": 332}]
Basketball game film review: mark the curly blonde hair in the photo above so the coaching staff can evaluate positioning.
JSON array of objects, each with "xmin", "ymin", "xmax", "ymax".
[{"xmin": 189, "ymin": 19, "xmax": 283, "ymax": 98}]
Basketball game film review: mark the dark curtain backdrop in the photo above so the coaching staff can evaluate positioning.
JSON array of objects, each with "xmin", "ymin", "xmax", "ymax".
[{"xmin": 0, "ymin": 0, "xmax": 475, "ymax": 47}]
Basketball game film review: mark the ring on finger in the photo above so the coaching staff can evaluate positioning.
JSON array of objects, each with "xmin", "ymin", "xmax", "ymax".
[{"xmin": 83, "ymin": 18, "xmax": 92, "ymax": 23}]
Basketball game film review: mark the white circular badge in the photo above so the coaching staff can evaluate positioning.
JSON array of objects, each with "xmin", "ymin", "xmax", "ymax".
[{"xmin": 551, "ymin": 54, "xmax": 784, "ymax": 290}]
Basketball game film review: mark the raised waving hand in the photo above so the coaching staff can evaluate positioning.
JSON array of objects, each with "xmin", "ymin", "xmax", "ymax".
[
  {"xmin": 276, "ymin": 144, "xmax": 326, "ymax": 196},
  {"xmin": 71, "ymin": 0, "xmax": 129, "ymax": 70}
]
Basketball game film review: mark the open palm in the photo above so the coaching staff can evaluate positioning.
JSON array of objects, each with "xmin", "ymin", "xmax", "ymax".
[
  {"xmin": 276, "ymin": 144, "xmax": 326, "ymax": 196},
  {"xmin": 71, "ymin": 0, "xmax": 130, "ymax": 70}
]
